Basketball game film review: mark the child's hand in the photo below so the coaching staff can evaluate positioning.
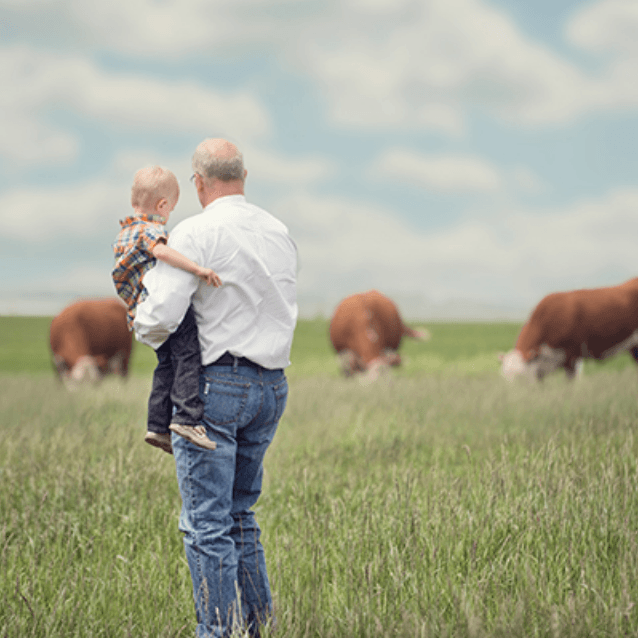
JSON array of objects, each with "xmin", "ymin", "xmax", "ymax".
[{"xmin": 197, "ymin": 267, "xmax": 222, "ymax": 287}]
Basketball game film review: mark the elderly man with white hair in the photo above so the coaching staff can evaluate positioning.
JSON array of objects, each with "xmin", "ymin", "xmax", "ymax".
[{"xmin": 135, "ymin": 138, "xmax": 298, "ymax": 638}]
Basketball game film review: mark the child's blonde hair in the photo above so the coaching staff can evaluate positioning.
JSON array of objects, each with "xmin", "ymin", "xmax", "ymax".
[{"xmin": 131, "ymin": 166, "xmax": 179, "ymax": 210}]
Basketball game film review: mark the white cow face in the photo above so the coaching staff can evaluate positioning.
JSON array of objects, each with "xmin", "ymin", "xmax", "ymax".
[
  {"xmin": 63, "ymin": 356, "xmax": 102, "ymax": 391},
  {"xmin": 499, "ymin": 349, "xmax": 533, "ymax": 381},
  {"xmin": 500, "ymin": 345, "xmax": 566, "ymax": 382}
]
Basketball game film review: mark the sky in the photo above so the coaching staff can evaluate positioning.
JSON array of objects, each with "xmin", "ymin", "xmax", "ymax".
[{"xmin": 2, "ymin": 0, "xmax": 638, "ymax": 320}]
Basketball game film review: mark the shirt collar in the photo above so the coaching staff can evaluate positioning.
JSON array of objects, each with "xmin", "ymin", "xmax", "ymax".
[
  {"xmin": 203, "ymin": 194, "xmax": 246, "ymax": 213},
  {"xmin": 120, "ymin": 212, "xmax": 165, "ymax": 227}
]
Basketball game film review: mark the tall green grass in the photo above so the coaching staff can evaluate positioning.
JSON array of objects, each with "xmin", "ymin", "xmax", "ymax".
[
  {"xmin": 2, "ymin": 317, "xmax": 638, "ymax": 636},
  {"xmin": 2, "ymin": 363, "xmax": 638, "ymax": 636}
]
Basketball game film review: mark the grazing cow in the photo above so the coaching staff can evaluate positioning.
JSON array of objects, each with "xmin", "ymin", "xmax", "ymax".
[
  {"xmin": 50, "ymin": 298, "xmax": 132, "ymax": 388},
  {"xmin": 499, "ymin": 278, "xmax": 638, "ymax": 381},
  {"xmin": 329, "ymin": 290, "xmax": 428, "ymax": 378}
]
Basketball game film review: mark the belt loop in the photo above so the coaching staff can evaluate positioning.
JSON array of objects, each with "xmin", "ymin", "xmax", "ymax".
[{"xmin": 232, "ymin": 355, "xmax": 238, "ymax": 373}]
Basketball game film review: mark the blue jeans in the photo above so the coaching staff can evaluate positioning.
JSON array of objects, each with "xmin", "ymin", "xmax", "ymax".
[{"xmin": 173, "ymin": 359, "xmax": 288, "ymax": 638}]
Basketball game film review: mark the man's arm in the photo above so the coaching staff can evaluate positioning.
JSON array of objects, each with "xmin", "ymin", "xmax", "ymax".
[
  {"xmin": 153, "ymin": 242, "xmax": 222, "ymax": 287},
  {"xmin": 133, "ymin": 258, "xmax": 198, "ymax": 350}
]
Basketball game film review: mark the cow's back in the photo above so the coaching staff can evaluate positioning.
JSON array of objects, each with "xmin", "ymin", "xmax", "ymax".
[
  {"xmin": 330, "ymin": 290, "xmax": 407, "ymax": 366},
  {"xmin": 362, "ymin": 290, "xmax": 404, "ymax": 351},
  {"xmin": 329, "ymin": 294, "xmax": 372, "ymax": 355},
  {"xmin": 517, "ymin": 278, "xmax": 638, "ymax": 360}
]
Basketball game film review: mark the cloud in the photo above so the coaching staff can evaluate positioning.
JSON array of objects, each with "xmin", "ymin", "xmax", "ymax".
[
  {"xmin": 567, "ymin": 0, "xmax": 638, "ymax": 108},
  {"xmin": 0, "ymin": 143, "xmax": 335, "ymax": 245},
  {"xmin": 275, "ymin": 187, "xmax": 638, "ymax": 309},
  {"xmin": 0, "ymin": 45, "xmax": 270, "ymax": 167},
  {"xmin": 567, "ymin": 0, "xmax": 638, "ymax": 56},
  {"xmin": 1, "ymin": 0, "xmax": 300, "ymax": 57},
  {"xmin": 4, "ymin": 0, "xmax": 636, "ymax": 136},
  {"xmin": 510, "ymin": 166, "xmax": 548, "ymax": 196},
  {"xmin": 241, "ymin": 144, "xmax": 335, "ymax": 185},
  {"xmin": 369, "ymin": 149, "xmax": 502, "ymax": 193},
  {"xmin": 4, "ymin": 177, "xmax": 638, "ymax": 317},
  {"xmin": 0, "ymin": 263, "xmax": 117, "ymax": 316},
  {"xmin": 0, "ymin": 177, "xmax": 126, "ymax": 242},
  {"xmin": 288, "ymin": 0, "xmax": 606, "ymax": 132}
]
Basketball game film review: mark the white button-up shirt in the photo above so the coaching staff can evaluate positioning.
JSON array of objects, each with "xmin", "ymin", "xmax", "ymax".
[{"xmin": 134, "ymin": 194, "xmax": 298, "ymax": 369}]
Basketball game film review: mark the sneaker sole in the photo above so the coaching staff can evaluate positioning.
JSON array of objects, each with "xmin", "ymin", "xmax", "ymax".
[
  {"xmin": 144, "ymin": 434, "xmax": 173, "ymax": 454},
  {"xmin": 169, "ymin": 424, "xmax": 217, "ymax": 450}
]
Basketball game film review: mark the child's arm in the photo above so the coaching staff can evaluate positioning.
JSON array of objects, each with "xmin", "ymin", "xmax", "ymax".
[{"xmin": 153, "ymin": 242, "xmax": 222, "ymax": 287}]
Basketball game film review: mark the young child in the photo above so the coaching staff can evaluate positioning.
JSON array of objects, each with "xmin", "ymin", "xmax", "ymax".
[{"xmin": 112, "ymin": 166, "xmax": 221, "ymax": 454}]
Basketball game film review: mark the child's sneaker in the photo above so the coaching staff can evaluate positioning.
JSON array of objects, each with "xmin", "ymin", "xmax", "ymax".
[
  {"xmin": 169, "ymin": 423, "xmax": 217, "ymax": 450},
  {"xmin": 145, "ymin": 431, "xmax": 173, "ymax": 454}
]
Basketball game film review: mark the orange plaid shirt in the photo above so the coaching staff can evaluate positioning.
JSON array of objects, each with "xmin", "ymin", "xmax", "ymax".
[{"xmin": 112, "ymin": 213, "xmax": 168, "ymax": 330}]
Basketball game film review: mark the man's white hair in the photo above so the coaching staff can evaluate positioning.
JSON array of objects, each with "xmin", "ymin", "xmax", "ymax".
[{"xmin": 192, "ymin": 140, "xmax": 244, "ymax": 182}]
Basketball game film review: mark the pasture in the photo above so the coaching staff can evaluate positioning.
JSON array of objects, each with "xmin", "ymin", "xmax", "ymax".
[{"xmin": 2, "ymin": 316, "xmax": 638, "ymax": 637}]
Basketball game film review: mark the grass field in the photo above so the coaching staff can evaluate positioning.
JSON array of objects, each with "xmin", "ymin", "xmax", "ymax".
[{"xmin": 2, "ymin": 316, "xmax": 638, "ymax": 637}]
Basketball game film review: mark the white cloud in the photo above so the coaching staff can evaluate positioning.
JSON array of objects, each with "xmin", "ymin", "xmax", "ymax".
[
  {"xmin": 510, "ymin": 166, "xmax": 548, "ymax": 195},
  {"xmin": 567, "ymin": 0, "xmax": 638, "ymax": 108},
  {"xmin": 567, "ymin": 0, "xmax": 638, "ymax": 56},
  {"xmin": 0, "ymin": 264, "xmax": 117, "ymax": 317},
  {"xmin": 369, "ymin": 149, "xmax": 502, "ymax": 193},
  {"xmin": 0, "ymin": 142, "xmax": 336, "ymax": 244},
  {"xmin": 289, "ymin": 0, "xmax": 605, "ymax": 132},
  {"xmin": 0, "ymin": 177, "xmax": 127, "ymax": 242},
  {"xmin": 275, "ymin": 187, "xmax": 638, "ymax": 309},
  {"xmin": 1, "ymin": 0, "xmax": 298, "ymax": 57},
  {"xmin": 4, "ymin": 178, "xmax": 638, "ymax": 317},
  {"xmin": 242, "ymin": 145, "xmax": 335, "ymax": 185},
  {"xmin": 0, "ymin": 45, "xmax": 270, "ymax": 166},
  {"xmin": 4, "ymin": 0, "xmax": 636, "ymax": 136}
]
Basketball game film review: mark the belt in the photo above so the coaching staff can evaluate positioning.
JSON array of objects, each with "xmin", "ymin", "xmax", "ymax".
[{"xmin": 209, "ymin": 352, "xmax": 262, "ymax": 369}]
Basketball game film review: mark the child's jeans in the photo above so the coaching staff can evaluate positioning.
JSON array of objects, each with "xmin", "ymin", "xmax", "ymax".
[{"xmin": 147, "ymin": 305, "xmax": 203, "ymax": 433}]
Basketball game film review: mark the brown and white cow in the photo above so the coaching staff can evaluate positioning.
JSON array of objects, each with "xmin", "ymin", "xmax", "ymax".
[
  {"xmin": 329, "ymin": 290, "xmax": 428, "ymax": 378},
  {"xmin": 50, "ymin": 298, "xmax": 132, "ymax": 388},
  {"xmin": 500, "ymin": 278, "xmax": 638, "ymax": 381}
]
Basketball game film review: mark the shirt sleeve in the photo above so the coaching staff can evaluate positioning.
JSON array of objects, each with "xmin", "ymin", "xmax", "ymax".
[
  {"xmin": 139, "ymin": 224, "xmax": 168, "ymax": 254},
  {"xmin": 133, "ymin": 224, "xmax": 199, "ymax": 349}
]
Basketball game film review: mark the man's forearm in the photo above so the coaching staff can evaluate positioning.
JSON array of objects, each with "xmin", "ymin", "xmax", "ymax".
[{"xmin": 133, "ymin": 261, "xmax": 195, "ymax": 349}]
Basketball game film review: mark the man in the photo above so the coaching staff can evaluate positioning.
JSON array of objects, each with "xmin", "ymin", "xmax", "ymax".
[{"xmin": 134, "ymin": 138, "xmax": 298, "ymax": 638}]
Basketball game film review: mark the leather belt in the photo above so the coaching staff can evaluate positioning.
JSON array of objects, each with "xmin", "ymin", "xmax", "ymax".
[{"xmin": 210, "ymin": 352, "xmax": 261, "ymax": 368}]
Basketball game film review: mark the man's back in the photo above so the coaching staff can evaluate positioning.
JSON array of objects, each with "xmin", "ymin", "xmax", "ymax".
[{"xmin": 137, "ymin": 194, "xmax": 298, "ymax": 369}]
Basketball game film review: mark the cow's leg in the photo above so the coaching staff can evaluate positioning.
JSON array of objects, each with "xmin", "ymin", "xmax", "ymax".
[
  {"xmin": 337, "ymin": 350, "xmax": 354, "ymax": 376},
  {"xmin": 337, "ymin": 350, "xmax": 365, "ymax": 376},
  {"xmin": 383, "ymin": 349, "xmax": 402, "ymax": 367},
  {"xmin": 108, "ymin": 351, "xmax": 127, "ymax": 377},
  {"xmin": 564, "ymin": 357, "xmax": 584, "ymax": 380},
  {"xmin": 52, "ymin": 354, "xmax": 69, "ymax": 380}
]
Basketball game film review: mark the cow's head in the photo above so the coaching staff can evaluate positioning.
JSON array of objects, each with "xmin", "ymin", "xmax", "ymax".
[
  {"xmin": 499, "ymin": 349, "xmax": 531, "ymax": 381},
  {"xmin": 499, "ymin": 345, "xmax": 566, "ymax": 382},
  {"xmin": 58, "ymin": 355, "xmax": 103, "ymax": 390}
]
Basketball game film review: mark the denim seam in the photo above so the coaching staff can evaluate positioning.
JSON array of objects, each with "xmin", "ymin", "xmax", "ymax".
[{"xmin": 183, "ymin": 449, "xmax": 208, "ymax": 624}]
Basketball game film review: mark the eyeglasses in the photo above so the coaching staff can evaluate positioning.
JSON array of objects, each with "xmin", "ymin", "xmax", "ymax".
[{"xmin": 189, "ymin": 173, "xmax": 197, "ymax": 182}]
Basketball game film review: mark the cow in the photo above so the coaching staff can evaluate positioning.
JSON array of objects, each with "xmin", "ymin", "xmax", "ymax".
[
  {"xmin": 329, "ymin": 290, "xmax": 428, "ymax": 378},
  {"xmin": 49, "ymin": 298, "xmax": 132, "ymax": 388},
  {"xmin": 499, "ymin": 277, "xmax": 638, "ymax": 382}
]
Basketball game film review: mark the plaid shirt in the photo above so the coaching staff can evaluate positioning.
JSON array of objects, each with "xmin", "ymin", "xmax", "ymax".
[{"xmin": 112, "ymin": 213, "xmax": 168, "ymax": 330}]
